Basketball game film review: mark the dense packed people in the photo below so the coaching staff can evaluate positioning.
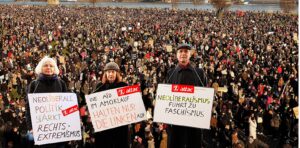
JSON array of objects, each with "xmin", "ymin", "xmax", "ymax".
[{"xmin": 0, "ymin": 5, "xmax": 298, "ymax": 148}]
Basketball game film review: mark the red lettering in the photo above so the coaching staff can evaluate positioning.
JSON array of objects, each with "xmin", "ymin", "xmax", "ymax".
[
  {"xmin": 95, "ymin": 119, "xmax": 109, "ymax": 129},
  {"xmin": 117, "ymin": 85, "xmax": 141, "ymax": 96},
  {"xmin": 62, "ymin": 105, "xmax": 78, "ymax": 116},
  {"xmin": 171, "ymin": 84, "xmax": 194, "ymax": 93}
]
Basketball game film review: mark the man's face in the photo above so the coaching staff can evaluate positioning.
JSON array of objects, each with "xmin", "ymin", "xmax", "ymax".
[{"xmin": 177, "ymin": 48, "xmax": 191, "ymax": 65}]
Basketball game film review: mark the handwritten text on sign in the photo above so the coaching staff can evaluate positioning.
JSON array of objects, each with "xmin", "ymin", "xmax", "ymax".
[
  {"xmin": 28, "ymin": 93, "xmax": 82, "ymax": 145},
  {"xmin": 85, "ymin": 85, "xmax": 146, "ymax": 133},
  {"xmin": 154, "ymin": 84, "xmax": 214, "ymax": 129}
]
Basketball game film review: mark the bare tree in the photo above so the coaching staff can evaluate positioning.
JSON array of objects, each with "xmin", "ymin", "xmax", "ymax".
[
  {"xmin": 171, "ymin": 0, "xmax": 178, "ymax": 9},
  {"xmin": 192, "ymin": 0, "xmax": 205, "ymax": 5},
  {"xmin": 280, "ymin": 0, "xmax": 297, "ymax": 13},
  {"xmin": 210, "ymin": 0, "xmax": 232, "ymax": 18},
  {"xmin": 90, "ymin": 0, "xmax": 97, "ymax": 6},
  {"xmin": 47, "ymin": 0, "xmax": 59, "ymax": 4}
]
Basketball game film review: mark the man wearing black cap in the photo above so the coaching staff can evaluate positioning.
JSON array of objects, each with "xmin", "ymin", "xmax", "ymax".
[{"xmin": 166, "ymin": 43, "xmax": 207, "ymax": 148}]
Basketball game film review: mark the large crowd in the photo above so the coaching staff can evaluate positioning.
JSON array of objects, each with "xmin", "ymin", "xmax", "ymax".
[{"xmin": 0, "ymin": 5, "xmax": 298, "ymax": 148}]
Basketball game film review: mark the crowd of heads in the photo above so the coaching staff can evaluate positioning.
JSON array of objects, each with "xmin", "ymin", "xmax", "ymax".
[{"xmin": 0, "ymin": 4, "xmax": 298, "ymax": 148}]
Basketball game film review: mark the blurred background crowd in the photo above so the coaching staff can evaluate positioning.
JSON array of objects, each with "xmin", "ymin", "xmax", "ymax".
[{"xmin": 0, "ymin": 5, "xmax": 298, "ymax": 148}]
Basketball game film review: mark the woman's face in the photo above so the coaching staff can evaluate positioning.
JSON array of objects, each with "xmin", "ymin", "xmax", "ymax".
[
  {"xmin": 106, "ymin": 70, "xmax": 117, "ymax": 83},
  {"xmin": 42, "ymin": 61, "xmax": 55, "ymax": 75}
]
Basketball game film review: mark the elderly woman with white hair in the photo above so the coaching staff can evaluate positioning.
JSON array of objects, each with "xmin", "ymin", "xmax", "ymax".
[{"xmin": 25, "ymin": 56, "xmax": 68, "ymax": 148}]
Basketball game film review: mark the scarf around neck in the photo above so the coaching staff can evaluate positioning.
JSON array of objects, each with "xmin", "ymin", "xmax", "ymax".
[{"xmin": 38, "ymin": 74, "xmax": 58, "ymax": 81}]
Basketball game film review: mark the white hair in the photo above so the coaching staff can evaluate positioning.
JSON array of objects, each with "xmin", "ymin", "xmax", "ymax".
[{"xmin": 35, "ymin": 56, "xmax": 60, "ymax": 75}]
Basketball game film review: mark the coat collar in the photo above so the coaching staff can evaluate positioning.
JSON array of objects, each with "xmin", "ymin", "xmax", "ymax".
[{"xmin": 176, "ymin": 63, "xmax": 193, "ymax": 72}]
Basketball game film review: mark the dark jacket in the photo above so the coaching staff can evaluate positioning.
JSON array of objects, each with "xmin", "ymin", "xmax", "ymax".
[
  {"xmin": 166, "ymin": 64, "xmax": 207, "ymax": 86},
  {"xmin": 25, "ymin": 74, "xmax": 68, "ymax": 148},
  {"xmin": 245, "ymin": 139, "xmax": 269, "ymax": 148},
  {"xmin": 93, "ymin": 81, "xmax": 130, "ymax": 148},
  {"xmin": 166, "ymin": 64, "xmax": 207, "ymax": 148}
]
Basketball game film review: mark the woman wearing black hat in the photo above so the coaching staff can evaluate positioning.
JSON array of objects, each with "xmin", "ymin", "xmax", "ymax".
[{"xmin": 93, "ymin": 62, "xmax": 130, "ymax": 148}]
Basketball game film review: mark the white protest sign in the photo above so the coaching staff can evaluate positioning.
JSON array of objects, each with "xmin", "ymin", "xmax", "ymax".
[
  {"xmin": 154, "ymin": 84, "xmax": 214, "ymax": 129},
  {"xmin": 293, "ymin": 33, "xmax": 298, "ymax": 43},
  {"xmin": 166, "ymin": 45, "xmax": 172, "ymax": 52},
  {"xmin": 121, "ymin": 27, "xmax": 127, "ymax": 31},
  {"xmin": 293, "ymin": 107, "xmax": 298, "ymax": 119},
  {"xmin": 218, "ymin": 87, "xmax": 228, "ymax": 93},
  {"xmin": 85, "ymin": 85, "xmax": 146, "ymax": 133},
  {"xmin": 28, "ymin": 93, "xmax": 81, "ymax": 145},
  {"xmin": 0, "ymin": 75, "xmax": 4, "ymax": 80}
]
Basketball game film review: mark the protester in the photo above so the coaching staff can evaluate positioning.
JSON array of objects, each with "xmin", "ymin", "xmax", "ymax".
[
  {"xmin": 25, "ymin": 56, "xmax": 68, "ymax": 148},
  {"xmin": 92, "ymin": 62, "xmax": 130, "ymax": 148},
  {"xmin": 0, "ymin": 5, "xmax": 298, "ymax": 147},
  {"xmin": 165, "ymin": 43, "xmax": 207, "ymax": 148}
]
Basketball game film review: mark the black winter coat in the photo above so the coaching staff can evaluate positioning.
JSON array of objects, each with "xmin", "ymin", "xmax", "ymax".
[
  {"xmin": 93, "ymin": 81, "xmax": 130, "ymax": 148},
  {"xmin": 166, "ymin": 64, "xmax": 207, "ymax": 148},
  {"xmin": 166, "ymin": 64, "xmax": 207, "ymax": 86},
  {"xmin": 26, "ymin": 75, "xmax": 68, "ymax": 130}
]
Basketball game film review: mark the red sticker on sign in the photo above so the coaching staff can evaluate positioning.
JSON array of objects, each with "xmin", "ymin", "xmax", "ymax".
[
  {"xmin": 117, "ymin": 85, "xmax": 140, "ymax": 96},
  {"xmin": 62, "ymin": 105, "xmax": 79, "ymax": 116},
  {"xmin": 171, "ymin": 84, "xmax": 195, "ymax": 93}
]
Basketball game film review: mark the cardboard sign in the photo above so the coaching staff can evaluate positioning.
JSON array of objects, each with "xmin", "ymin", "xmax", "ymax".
[
  {"xmin": 148, "ymin": 39, "xmax": 154, "ymax": 48},
  {"xmin": 154, "ymin": 84, "xmax": 214, "ymax": 129},
  {"xmin": 293, "ymin": 33, "xmax": 298, "ymax": 43},
  {"xmin": 166, "ymin": 45, "xmax": 172, "ymax": 52},
  {"xmin": 85, "ymin": 85, "xmax": 146, "ymax": 133},
  {"xmin": 293, "ymin": 107, "xmax": 298, "ymax": 119},
  {"xmin": 218, "ymin": 87, "xmax": 228, "ymax": 93},
  {"xmin": 59, "ymin": 56, "xmax": 65, "ymax": 64},
  {"xmin": 28, "ymin": 93, "xmax": 81, "ymax": 145},
  {"xmin": 121, "ymin": 27, "xmax": 127, "ymax": 31}
]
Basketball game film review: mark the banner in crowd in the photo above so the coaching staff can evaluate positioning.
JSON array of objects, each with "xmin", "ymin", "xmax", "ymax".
[
  {"xmin": 0, "ymin": 75, "xmax": 4, "ymax": 83},
  {"xmin": 218, "ymin": 87, "xmax": 228, "ymax": 93},
  {"xmin": 85, "ymin": 85, "xmax": 147, "ymax": 133},
  {"xmin": 293, "ymin": 107, "xmax": 298, "ymax": 119},
  {"xmin": 166, "ymin": 45, "xmax": 172, "ymax": 52},
  {"xmin": 293, "ymin": 33, "xmax": 298, "ymax": 43},
  {"xmin": 154, "ymin": 84, "xmax": 214, "ymax": 129},
  {"xmin": 28, "ymin": 93, "xmax": 81, "ymax": 145},
  {"xmin": 148, "ymin": 39, "xmax": 154, "ymax": 48}
]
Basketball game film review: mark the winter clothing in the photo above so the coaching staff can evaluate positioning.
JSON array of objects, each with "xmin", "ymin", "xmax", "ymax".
[
  {"xmin": 104, "ymin": 62, "xmax": 120, "ymax": 71},
  {"xmin": 93, "ymin": 81, "xmax": 130, "ymax": 148},
  {"xmin": 166, "ymin": 63, "xmax": 207, "ymax": 148},
  {"xmin": 25, "ymin": 74, "xmax": 68, "ymax": 148},
  {"xmin": 25, "ymin": 74, "xmax": 67, "ymax": 130}
]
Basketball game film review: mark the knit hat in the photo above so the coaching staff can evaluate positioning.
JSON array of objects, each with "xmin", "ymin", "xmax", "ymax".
[{"xmin": 104, "ymin": 62, "xmax": 120, "ymax": 71}]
